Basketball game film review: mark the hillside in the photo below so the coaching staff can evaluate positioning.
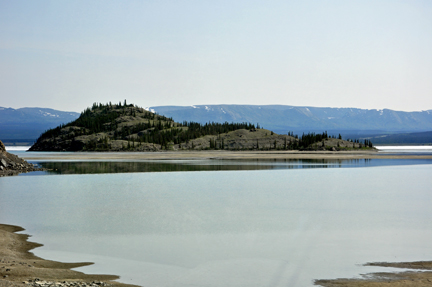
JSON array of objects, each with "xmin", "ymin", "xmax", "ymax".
[
  {"xmin": 0, "ymin": 107, "xmax": 79, "ymax": 144},
  {"xmin": 149, "ymin": 105, "xmax": 432, "ymax": 135},
  {"xmin": 29, "ymin": 103, "xmax": 373, "ymax": 152}
]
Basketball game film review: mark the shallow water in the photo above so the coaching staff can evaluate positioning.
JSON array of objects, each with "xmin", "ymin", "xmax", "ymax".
[
  {"xmin": 17, "ymin": 158, "xmax": 432, "ymax": 175},
  {"xmin": 1, "ymin": 160, "xmax": 432, "ymax": 286}
]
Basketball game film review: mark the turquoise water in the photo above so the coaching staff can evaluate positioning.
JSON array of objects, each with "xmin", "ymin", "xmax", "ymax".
[{"xmin": 1, "ymin": 157, "xmax": 432, "ymax": 286}]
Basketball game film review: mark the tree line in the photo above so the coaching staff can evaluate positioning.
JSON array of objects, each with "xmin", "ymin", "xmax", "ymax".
[{"xmin": 34, "ymin": 102, "xmax": 373, "ymax": 151}]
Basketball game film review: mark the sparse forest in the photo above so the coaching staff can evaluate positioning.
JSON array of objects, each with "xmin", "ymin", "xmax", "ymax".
[{"xmin": 30, "ymin": 102, "xmax": 373, "ymax": 152}]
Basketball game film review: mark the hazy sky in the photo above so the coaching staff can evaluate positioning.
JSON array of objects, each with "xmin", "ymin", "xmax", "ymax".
[{"xmin": 1, "ymin": 0, "xmax": 431, "ymax": 112}]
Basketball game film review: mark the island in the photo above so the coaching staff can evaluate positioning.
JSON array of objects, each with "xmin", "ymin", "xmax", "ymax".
[{"xmin": 29, "ymin": 102, "xmax": 374, "ymax": 152}]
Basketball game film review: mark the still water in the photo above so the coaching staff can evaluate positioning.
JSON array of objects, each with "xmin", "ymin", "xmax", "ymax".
[{"xmin": 1, "ymin": 153, "xmax": 432, "ymax": 286}]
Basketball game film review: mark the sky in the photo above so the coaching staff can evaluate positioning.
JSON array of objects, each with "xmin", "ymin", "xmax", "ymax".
[{"xmin": 1, "ymin": 0, "xmax": 432, "ymax": 112}]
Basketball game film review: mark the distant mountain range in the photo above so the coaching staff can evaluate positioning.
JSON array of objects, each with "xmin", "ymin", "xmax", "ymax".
[
  {"xmin": 149, "ymin": 105, "xmax": 432, "ymax": 135},
  {"xmin": 1, "ymin": 104, "xmax": 432, "ymax": 145},
  {"xmin": 0, "ymin": 107, "xmax": 80, "ymax": 144},
  {"xmin": 368, "ymin": 131, "xmax": 432, "ymax": 145}
]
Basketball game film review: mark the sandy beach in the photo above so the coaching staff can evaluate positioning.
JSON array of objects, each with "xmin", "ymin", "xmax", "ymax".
[
  {"xmin": 20, "ymin": 150, "xmax": 432, "ymax": 161},
  {"xmin": 0, "ymin": 224, "xmax": 137, "ymax": 287}
]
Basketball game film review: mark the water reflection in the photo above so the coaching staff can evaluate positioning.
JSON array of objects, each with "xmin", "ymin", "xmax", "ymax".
[{"xmin": 27, "ymin": 158, "xmax": 432, "ymax": 175}]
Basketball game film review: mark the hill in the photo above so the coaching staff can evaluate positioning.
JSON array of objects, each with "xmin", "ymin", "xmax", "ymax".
[
  {"xmin": 29, "ymin": 103, "xmax": 373, "ymax": 152},
  {"xmin": 0, "ymin": 107, "xmax": 80, "ymax": 144},
  {"xmin": 148, "ymin": 105, "xmax": 432, "ymax": 136},
  {"xmin": 3, "ymin": 104, "xmax": 432, "ymax": 145}
]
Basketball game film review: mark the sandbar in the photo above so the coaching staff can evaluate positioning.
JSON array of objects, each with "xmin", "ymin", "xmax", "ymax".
[
  {"xmin": 21, "ymin": 150, "xmax": 432, "ymax": 161},
  {"xmin": 315, "ymin": 262, "xmax": 432, "ymax": 286}
]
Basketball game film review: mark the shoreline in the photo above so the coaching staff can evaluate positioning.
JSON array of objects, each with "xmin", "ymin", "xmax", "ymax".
[
  {"xmin": 0, "ymin": 224, "xmax": 137, "ymax": 287},
  {"xmin": 19, "ymin": 150, "xmax": 432, "ymax": 161},
  {"xmin": 2, "ymin": 224, "xmax": 432, "ymax": 287},
  {"xmin": 315, "ymin": 262, "xmax": 432, "ymax": 286}
]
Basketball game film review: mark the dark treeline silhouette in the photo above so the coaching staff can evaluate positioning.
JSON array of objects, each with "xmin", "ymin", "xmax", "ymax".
[
  {"xmin": 291, "ymin": 131, "xmax": 372, "ymax": 150},
  {"xmin": 298, "ymin": 131, "xmax": 329, "ymax": 148}
]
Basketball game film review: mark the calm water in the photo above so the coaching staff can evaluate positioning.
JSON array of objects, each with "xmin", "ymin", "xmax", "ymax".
[
  {"xmin": 16, "ymin": 158, "xmax": 432, "ymax": 175},
  {"xmin": 1, "ymin": 148, "xmax": 432, "ymax": 286}
]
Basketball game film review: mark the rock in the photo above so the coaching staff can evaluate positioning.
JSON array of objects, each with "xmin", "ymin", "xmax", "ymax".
[
  {"xmin": 0, "ymin": 152, "xmax": 45, "ymax": 176},
  {"xmin": 0, "ymin": 140, "xmax": 5, "ymax": 152},
  {"xmin": 24, "ymin": 280, "xmax": 112, "ymax": 287}
]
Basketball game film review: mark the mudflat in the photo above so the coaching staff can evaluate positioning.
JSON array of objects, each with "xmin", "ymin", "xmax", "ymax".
[
  {"xmin": 315, "ymin": 262, "xmax": 432, "ymax": 286},
  {"xmin": 0, "ymin": 224, "xmax": 137, "ymax": 287},
  {"xmin": 21, "ymin": 150, "xmax": 432, "ymax": 161}
]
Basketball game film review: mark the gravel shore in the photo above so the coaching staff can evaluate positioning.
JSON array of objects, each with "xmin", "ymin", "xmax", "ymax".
[{"xmin": 0, "ymin": 224, "xmax": 137, "ymax": 287}]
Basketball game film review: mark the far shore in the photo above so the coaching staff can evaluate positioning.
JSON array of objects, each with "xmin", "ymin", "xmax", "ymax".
[{"xmin": 18, "ymin": 150, "xmax": 432, "ymax": 161}]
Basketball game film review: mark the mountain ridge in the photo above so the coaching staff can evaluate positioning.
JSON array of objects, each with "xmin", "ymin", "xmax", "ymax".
[
  {"xmin": 0, "ymin": 107, "xmax": 80, "ymax": 141},
  {"xmin": 148, "ymin": 105, "xmax": 432, "ymax": 135},
  {"xmin": 2, "ymin": 104, "xmax": 432, "ymax": 144}
]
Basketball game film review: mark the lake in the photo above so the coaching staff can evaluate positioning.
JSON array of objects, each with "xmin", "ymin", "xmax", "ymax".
[{"xmin": 1, "ymin": 147, "xmax": 432, "ymax": 286}]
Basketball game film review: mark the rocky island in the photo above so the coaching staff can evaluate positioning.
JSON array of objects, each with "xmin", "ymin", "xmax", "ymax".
[{"xmin": 29, "ymin": 102, "xmax": 374, "ymax": 152}]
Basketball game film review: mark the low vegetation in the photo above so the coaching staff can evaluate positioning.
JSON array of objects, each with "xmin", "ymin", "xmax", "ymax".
[{"xmin": 29, "ymin": 102, "xmax": 374, "ymax": 152}]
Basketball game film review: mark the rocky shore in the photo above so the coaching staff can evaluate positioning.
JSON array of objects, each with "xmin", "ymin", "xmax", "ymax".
[
  {"xmin": 0, "ymin": 140, "xmax": 45, "ymax": 176},
  {"xmin": 24, "ymin": 279, "xmax": 110, "ymax": 287}
]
